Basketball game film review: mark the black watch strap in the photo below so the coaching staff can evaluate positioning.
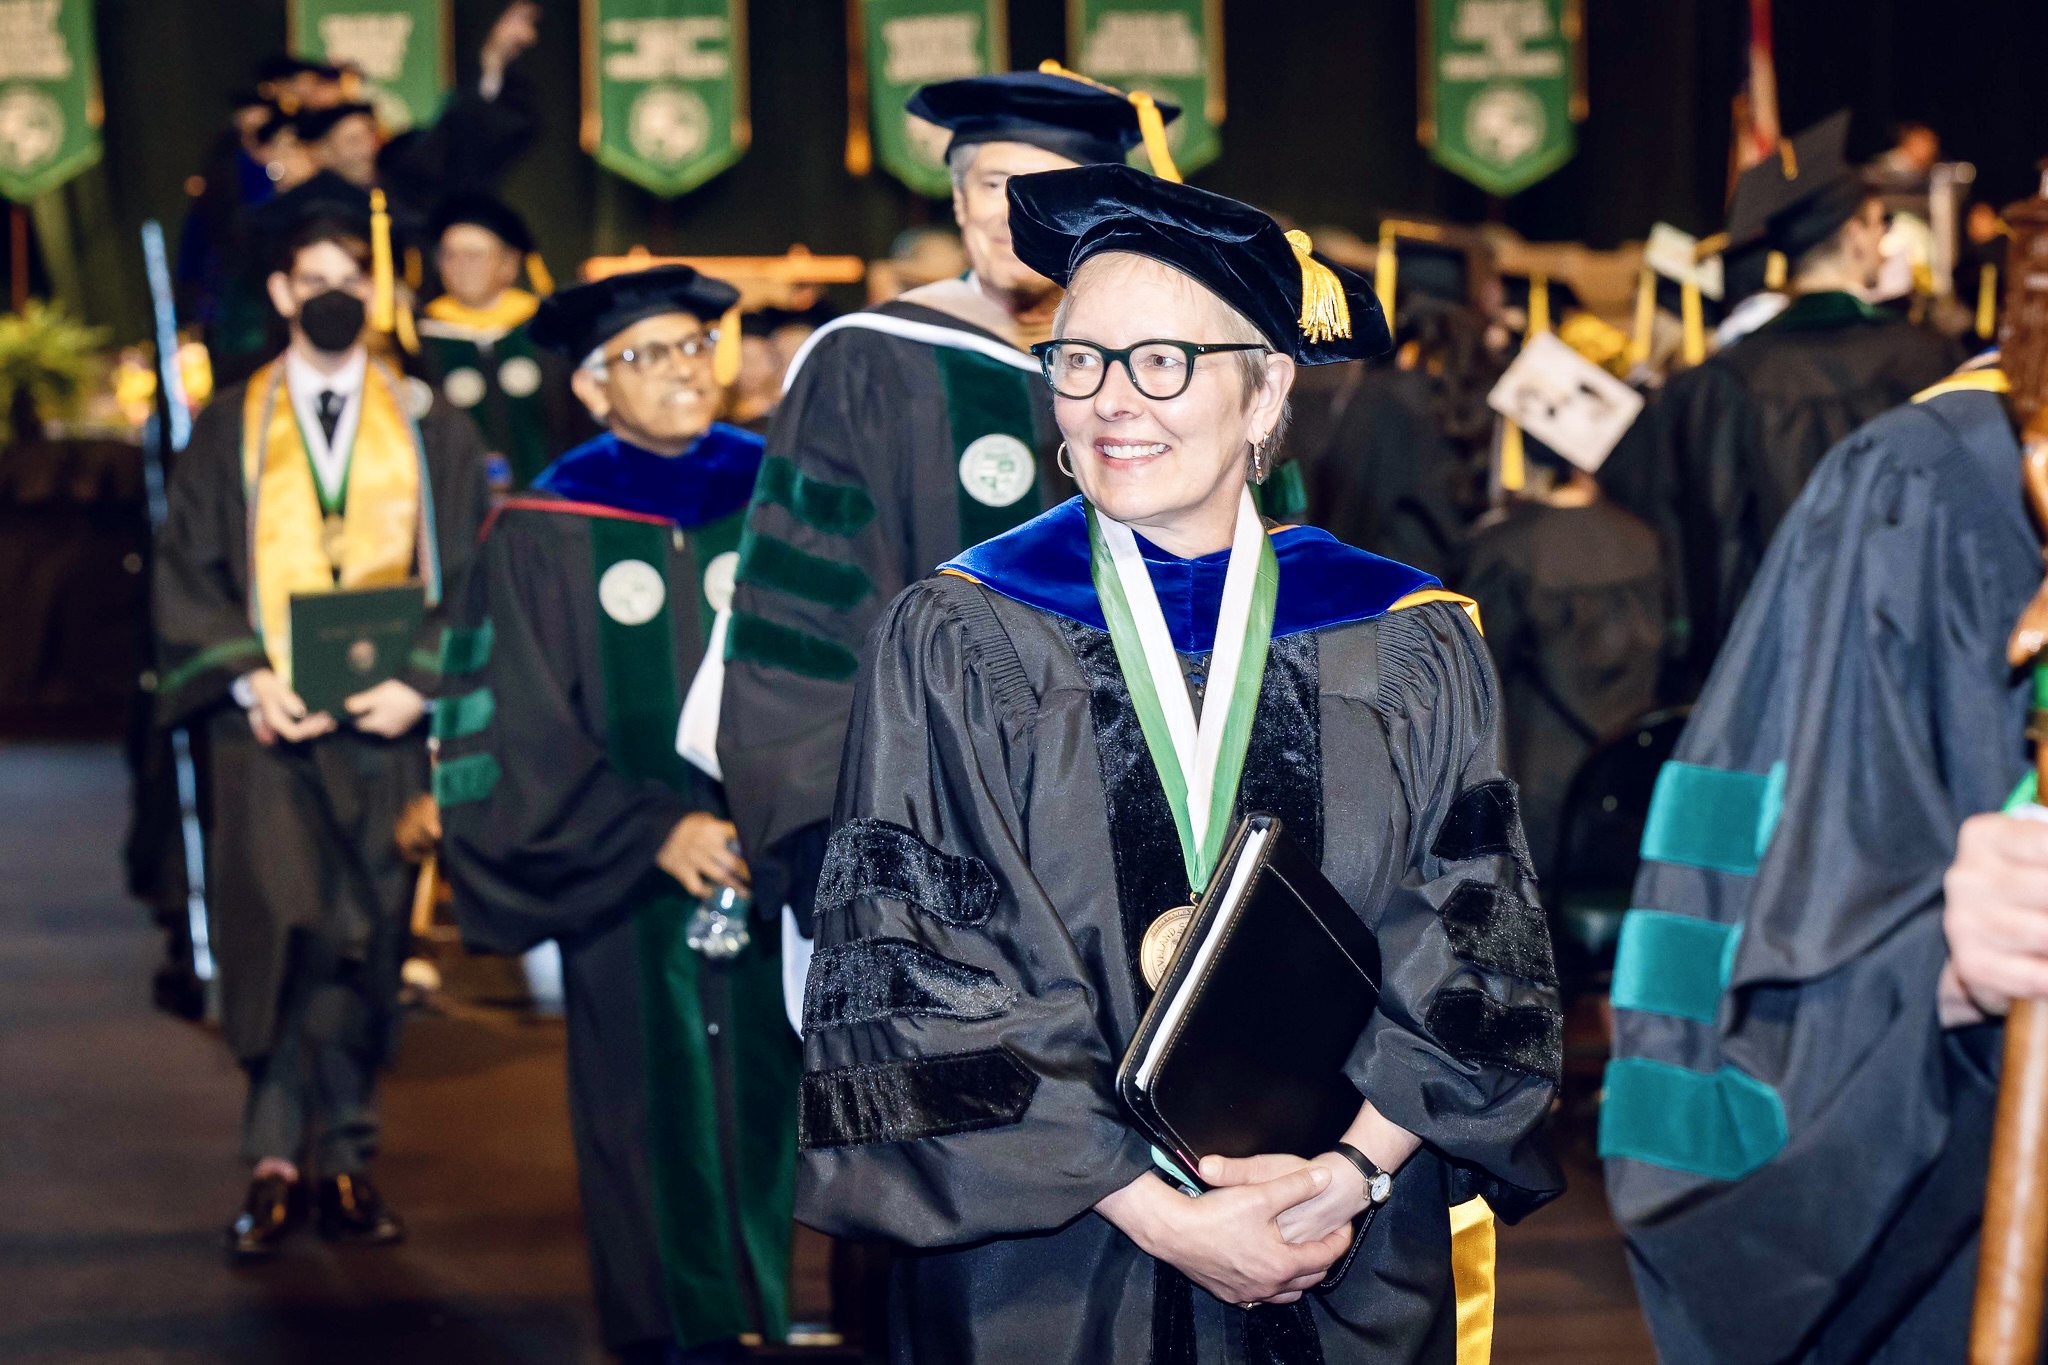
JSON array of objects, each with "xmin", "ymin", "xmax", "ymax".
[{"xmin": 1334, "ymin": 1141, "xmax": 1393, "ymax": 1206}]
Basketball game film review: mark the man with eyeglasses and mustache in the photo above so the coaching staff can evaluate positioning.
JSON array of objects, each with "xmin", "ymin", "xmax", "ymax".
[{"xmin": 435, "ymin": 266, "xmax": 798, "ymax": 1365}]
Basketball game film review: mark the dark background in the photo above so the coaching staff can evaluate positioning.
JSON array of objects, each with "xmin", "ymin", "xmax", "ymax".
[{"xmin": 9, "ymin": 0, "xmax": 2048, "ymax": 339}]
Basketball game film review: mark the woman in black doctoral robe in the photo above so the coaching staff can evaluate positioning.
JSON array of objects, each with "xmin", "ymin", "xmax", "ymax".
[{"xmin": 796, "ymin": 165, "xmax": 1561, "ymax": 1364}]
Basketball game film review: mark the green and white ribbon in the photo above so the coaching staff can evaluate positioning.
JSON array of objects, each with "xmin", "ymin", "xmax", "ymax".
[{"xmin": 1087, "ymin": 486, "xmax": 1277, "ymax": 896}]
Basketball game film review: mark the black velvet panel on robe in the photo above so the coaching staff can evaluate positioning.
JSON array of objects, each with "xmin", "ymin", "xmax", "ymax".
[{"xmin": 799, "ymin": 573, "xmax": 1563, "ymax": 1364}]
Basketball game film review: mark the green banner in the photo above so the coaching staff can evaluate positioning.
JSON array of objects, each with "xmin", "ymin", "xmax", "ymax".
[
  {"xmin": 1068, "ymin": 0, "xmax": 1221, "ymax": 176},
  {"xmin": 859, "ymin": 0, "xmax": 1006, "ymax": 199},
  {"xmin": 584, "ymin": 0, "xmax": 750, "ymax": 198},
  {"xmin": 290, "ymin": 0, "xmax": 449, "ymax": 135},
  {"xmin": 1419, "ymin": 0, "xmax": 1583, "ymax": 198},
  {"xmin": 0, "ymin": 0, "xmax": 103, "ymax": 203}
]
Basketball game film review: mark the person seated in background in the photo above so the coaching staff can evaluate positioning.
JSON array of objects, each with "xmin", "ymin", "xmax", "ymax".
[
  {"xmin": 416, "ymin": 193, "xmax": 591, "ymax": 491},
  {"xmin": 436, "ymin": 268, "xmax": 797, "ymax": 1365},
  {"xmin": 152, "ymin": 204, "xmax": 489, "ymax": 1264}
]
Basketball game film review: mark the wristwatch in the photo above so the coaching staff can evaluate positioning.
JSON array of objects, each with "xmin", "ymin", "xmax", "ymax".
[{"xmin": 1334, "ymin": 1141, "xmax": 1394, "ymax": 1209}]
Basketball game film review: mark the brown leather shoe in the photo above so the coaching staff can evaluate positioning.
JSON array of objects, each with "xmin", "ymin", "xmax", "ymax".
[
  {"xmin": 225, "ymin": 1175, "xmax": 304, "ymax": 1262},
  {"xmin": 316, "ymin": 1172, "xmax": 406, "ymax": 1246}
]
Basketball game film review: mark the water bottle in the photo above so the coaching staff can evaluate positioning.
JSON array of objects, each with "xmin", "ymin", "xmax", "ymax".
[{"xmin": 685, "ymin": 843, "xmax": 752, "ymax": 961}]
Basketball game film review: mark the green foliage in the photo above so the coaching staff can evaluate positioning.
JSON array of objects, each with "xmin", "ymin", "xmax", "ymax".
[{"xmin": 0, "ymin": 302, "xmax": 109, "ymax": 447}]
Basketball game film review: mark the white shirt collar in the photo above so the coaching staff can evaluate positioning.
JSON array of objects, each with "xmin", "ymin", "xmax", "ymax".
[{"xmin": 285, "ymin": 344, "xmax": 367, "ymax": 401}]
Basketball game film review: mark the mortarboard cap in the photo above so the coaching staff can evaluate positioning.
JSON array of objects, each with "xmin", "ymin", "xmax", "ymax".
[
  {"xmin": 907, "ymin": 68, "xmax": 1181, "ymax": 178},
  {"xmin": 530, "ymin": 265, "xmax": 742, "ymax": 373},
  {"xmin": 427, "ymin": 192, "xmax": 535, "ymax": 255},
  {"xmin": 246, "ymin": 170, "xmax": 374, "ymax": 271},
  {"xmin": 1726, "ymin": 111, "xmax": 1869, "ymax": 261},
  {"xmin": 292, "ymin": 101, "xmax": 377, "ymax": 144},
  {"xmin": 1007, "ymin": 163, "xmax": 1391, "ymax": 365}
]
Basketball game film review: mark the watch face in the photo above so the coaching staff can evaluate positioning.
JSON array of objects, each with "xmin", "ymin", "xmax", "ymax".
[{"xmin": 1368, "ymin": 1171, "xmax": 1392, "ymax": 1204}]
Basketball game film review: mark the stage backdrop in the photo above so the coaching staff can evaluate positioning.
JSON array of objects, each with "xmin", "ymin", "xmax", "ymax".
[{"xmin": 9, "ymin": 0, "xmax": 2048, "ymax": 340}]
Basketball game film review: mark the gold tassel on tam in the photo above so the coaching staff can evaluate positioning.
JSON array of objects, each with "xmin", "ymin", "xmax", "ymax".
[
  {"xmin": 1526, "ymin": 273, "xmax": 1551, "ymax": 336},
  {"xmin": 526, "ymin": 252, "xmax": 555, "ymax": 298},
  {"xmin": 1286, "ymin": 230, "xmax": 1351, "ymax": 343},
  {"xmin": 1765, "ymin": 250, "xmax": 1788, "ymax": 292},
  {"xmin": 1375, "ymin": 222, "xmax": 1399, "ymax": 319},
  {"xmin": 1980, "ymin": 263, "xmax": 2000, "ymax": 341},
  {"xmin": 403, "ymin": 245, "xmax": 423, "ymax": 292},
  {"xmin": 1035, "ymin": 61, "xmax": 1180, "ymax": 182},
  {"xmin": 1680, "ymin": 280, "xmax": 1705, "ymax": 366},
  {"xmin": 395, "ymin": 298, "xmax": 419, "ymax": 355},
  {"xmin": 713, "ymin": 304, "xmax": 742, "ymax": 387},
  {"xmin": 1627, "ymin": 265, "xmax": 1655, "ymax": 368},
  {"xmin": 369, "ymin": 189, "xmax": 396, "ymax": 335}
]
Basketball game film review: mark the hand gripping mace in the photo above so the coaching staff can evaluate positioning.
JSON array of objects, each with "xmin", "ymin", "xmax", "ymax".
[{"xmin": 1974, "ymin": 166, "xmax": 2048, "ymax": 1365}]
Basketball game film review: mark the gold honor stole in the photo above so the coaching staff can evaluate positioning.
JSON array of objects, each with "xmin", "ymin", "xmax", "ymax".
[{"xmin": 241, "ymin": 358, "xmax": 434, "ymax": 684}]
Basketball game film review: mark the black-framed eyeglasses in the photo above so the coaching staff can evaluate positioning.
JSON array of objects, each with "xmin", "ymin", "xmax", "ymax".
[
  {"xmin": 605, "ymin": 333, "xmax": 716, "ymax": 372},
  {"xmin": 1028, "ymin": 338, "xmax": 1269, "ymax": 401}
]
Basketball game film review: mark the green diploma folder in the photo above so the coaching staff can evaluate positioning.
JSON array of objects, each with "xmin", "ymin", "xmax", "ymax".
[{"xmin": 290, "ymin": 584, "xmax": 426, "ymax": 717}]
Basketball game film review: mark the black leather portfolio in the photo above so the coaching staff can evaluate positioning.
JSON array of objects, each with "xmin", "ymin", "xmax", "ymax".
[{"xmin": 1116, "ymin": 813, "xmax": 1382, "ymax": 1188}]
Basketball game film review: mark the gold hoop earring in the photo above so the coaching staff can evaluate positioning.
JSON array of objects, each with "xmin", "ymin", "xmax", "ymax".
[{"xmin": 1057, "ymin": 442, "xmax": 1074, "ymax": 478}]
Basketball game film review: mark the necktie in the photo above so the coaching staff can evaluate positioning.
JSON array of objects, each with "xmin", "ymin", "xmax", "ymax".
[{"xmin": 316, "ymin": 390, "xmax": 344, "ymax": 446}]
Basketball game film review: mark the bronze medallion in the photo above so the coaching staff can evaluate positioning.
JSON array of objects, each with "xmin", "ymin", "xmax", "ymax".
[
  {"xmin": 1140, "ymin": 904, "xmax": 1198, "ymax": 990},
  {"xmin": 321, "ymin": 512, "xmax": 347, "ymax": 572}
]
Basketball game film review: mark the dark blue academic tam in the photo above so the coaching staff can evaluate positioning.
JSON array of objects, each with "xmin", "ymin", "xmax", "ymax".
[
  {"xmin": 532, "ymin": 425, "xmax": 763, "ymax": 529},
  {"xmin": 942, "ymin": 496, "xmax": 1441, "ymax": 653}
]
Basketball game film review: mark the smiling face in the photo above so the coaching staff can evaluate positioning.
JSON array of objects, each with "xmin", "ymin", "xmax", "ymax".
[
  {"xmin": 1052, "ymin": 252, "xmax": 1294, "ymax": 556},
  {"xmin": 436, "ymin": 224, "xmax": 522, "ymax": 311},
  {"xmin": 570, "ymin": 311, "xmax": 720, "ymax": 455},
  {"xmin": 951, "ymin": 140, "xmax": 1080, "ymax": 301}
]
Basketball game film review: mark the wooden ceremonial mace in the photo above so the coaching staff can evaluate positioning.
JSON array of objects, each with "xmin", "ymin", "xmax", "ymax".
[{"xmin": 1973, "ymin": 167, "xmax": 2048, "ymax": 1365}]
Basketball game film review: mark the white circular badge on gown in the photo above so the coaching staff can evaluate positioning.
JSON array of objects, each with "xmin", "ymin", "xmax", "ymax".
[
  {"xmin": 702, "ymin": 550, "xmax": 740, "ymax": 613},
  {"xmin": 403, "ymin": 375, "xmax": 436, "ymax": 419},
  {"xmin": 498, "ymin": 356, "xmax": 542, "ymax": 398},
  {"xmin": 958, "ymin": 433, "xmax": 1035, "ymax": 508},
  {"xmin": 598, "ymin": 559, "xmax": 667, "ymax": 625},
  {"xmin": 442, "ymin": 367, "xmax": 487, "ymax": 408}
]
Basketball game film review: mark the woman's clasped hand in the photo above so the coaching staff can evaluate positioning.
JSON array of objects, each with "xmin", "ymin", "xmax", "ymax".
[{"xmin": 1096, "ymin": 1159, "xmax": 1361, "ymax": 1306}]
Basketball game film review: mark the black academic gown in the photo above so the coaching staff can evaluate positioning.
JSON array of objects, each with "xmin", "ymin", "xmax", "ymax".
[
  {"xmin": 1602, "ymin": 377, "xmax": 2034, "ymax": 1362},
  {"xmin": 414, "ymin": 301, "xmax": 591, "ymax": 491},
  {"xmin": 1599, "ymin": 291, "xmax": 1960, "ymax": 698},
  {"xmin": 151, "ymin": 373, "xmax": 490, "ymax": 1063},
  {"xmin": 1295, "ymin": 365, "xmax": 1474, "ymax": 587},
  {"xmin": 1463, "ymin": 498, "xmax": 1665, "ymax": 880},
  {"xmin": 799, "ymin": 500, "xmax": 1563, "ymax": 1364},
  {"xmin": 437, "ymin": 429, "xmax": 800, "ymax": 1355},
  {"xmin": 718, "ymin": 301, "xmax": 1070, "ymax": 920}
]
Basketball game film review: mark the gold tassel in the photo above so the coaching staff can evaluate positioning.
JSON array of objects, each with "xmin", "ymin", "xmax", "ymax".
[
  {"xmin": 1499, "ymin": 418, "xmax": 1527, "ymax": 492},
  {"xmin": 1779, "ymin": 137, "xmax": 1797, "ymax": 180},
  {"xmin": 526, "ymin": 252, "xmax": 555, "ymax": 298},
  {"xmin": 1374, "ymin": 222, "xmax": 1398, "ymax": 320},
  {"xmin": 713, "ymin": 304, "xmax": 742, "ymax": 387},
  {"xmin": 1527, "ymin": 273, "xmax": 1551, "ymax": 335},
  {"xmin": 1978, "ymin": 263, "xmax": 1999, "ymax": 340},
  {"xmin": 1627, "ymin": 264, "xmax": 1654, "ymax": 368},
  {"xmin": 1680, "ymin": 279, "xmax": 1705, "ymax": 366},
  {"xmin": 1036, "ymin": 60, "xmax": 1179, "ymax": 181},
  {"xmin": 396, "ymin": 297, "xmax": 419, "ymax": 355},
  {"xmin": 1286, "ymin": 230, "xmax": 1351, "ymax": 343},
  {"xmin": 845, "ymin": 0, "xmax": 873, "ymax": 176},
  {"xmin": 1765, "ymin": 250, "xmax": 1788, "ymax": 291},
  {"xmin": 1130, "ymin": 92, "xmax": 1180, "ymax": 183},
  {"xmin": 403, "ymin": 245, "xmax": 423, "ymax": 292},
  {"xmin": 369, "ymin": 188, "xmax": 396, "ymax": 334}
]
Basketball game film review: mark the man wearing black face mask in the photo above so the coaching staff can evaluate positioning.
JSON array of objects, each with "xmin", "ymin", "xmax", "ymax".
[{"xmin": 153, "ymin": 211, "xmax": 490, "ymax": 1262}]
